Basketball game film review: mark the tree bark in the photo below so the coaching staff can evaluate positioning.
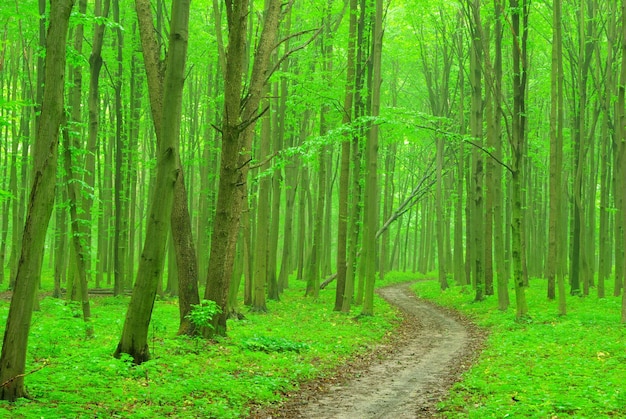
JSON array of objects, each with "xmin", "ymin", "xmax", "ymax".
[
  {"xmin": 548, "ymin": 0, "xmax": 566, "ymax": 314},
  {"xmin": 361, "ymin": 0, "xmax": 382, "ymax": 316},
  {"xmin": 0, "ymin": 0, "xmax": 74, "ymax": 400},
  {"xmin": 510, "ymin": 0, "xmax": 529, "ymax": 319},
  {"xmin": 618, "ymin": 0, "xmax": 626, "ymax": 323},
  {"xmin": 114, "ymin": 0, "xmax": 190, "ymax": 363},
  {"xmin": 133, "ymin": 0, "xmax": 201, "ymax": 336},
  {"xmin": 88, "ymin": 0, "xmax": 110, "ymax": 289},
  {"xmin": 204, "ymin": 0, "xmax": 284, "ymax": 337}
]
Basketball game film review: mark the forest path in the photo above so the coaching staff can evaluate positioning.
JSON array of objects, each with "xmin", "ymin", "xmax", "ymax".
[{"xmin": 255, "ymin": 281, "xmax": 485, "ymax": 418}]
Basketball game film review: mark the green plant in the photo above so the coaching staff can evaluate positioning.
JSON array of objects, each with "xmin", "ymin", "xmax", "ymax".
[
  {"xmin": 185, "ymin": 299, "xmax": 222, "ymax": 330},
  {"xmin": 240, "ymin": 336, "xmax": 309, "ymax": 353}
]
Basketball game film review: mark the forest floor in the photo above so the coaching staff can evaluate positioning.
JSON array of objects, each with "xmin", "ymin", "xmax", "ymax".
[{"xmin": 253, "ymin": 281, "xmax": 486, "ymax": 418}]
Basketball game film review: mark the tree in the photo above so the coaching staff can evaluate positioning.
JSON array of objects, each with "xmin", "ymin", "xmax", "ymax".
[
  {"xmin": 466, "ymin": 0, "xmax": 485, "ymax": 302},
  {"xmin": 114, "ymin": 0, "xmax": 191, "ymax": 363},
  {"xmin": 335, "ymin": 0, "xmax": 357, "ymax": 312},
  {"xmin": 133, "ymin": 0, "xmax": 201, "ymax": 336},
  {"xmin": 361, "ymin": 0, "xmax": 382, "ymax": 316},
  {"xmin": 619, "ymin": 0, "xmax": 626, "ymax": 323},
  {"xmin": 509, "ymin": 0, "xmax": 529, "ymax": 319},
  {"xmin": 547, "ymin": 0, "xmax": 566, "ymax": 315},
  {"xmin": 0, "ymin": 0, "xmax": 75, "ymax": 400},
  {"xmin": 204, "ymin": 0, "xmax": 285, "ymax": 336}
]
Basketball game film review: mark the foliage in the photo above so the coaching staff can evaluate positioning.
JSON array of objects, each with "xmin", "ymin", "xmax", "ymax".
[
  {"xmin": 240, "ymin": 336, "xmax": 309, "ymax": 353},
  {"xmin": 0, "ymin": 277, "xmax": 398, "ymax": 418},
  {"xmin": 412, "ymin": 280, "xmax": 626, "ymax": 418},
  {"xmin": 185, "ymin": 299, "xmax": 222, "ymax": 330}
]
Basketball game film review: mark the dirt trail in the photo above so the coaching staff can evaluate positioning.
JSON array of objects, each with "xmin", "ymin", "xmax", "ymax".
[{"xmin": 256, "ymin": 282, "xmax": 484, "ymax": 418}]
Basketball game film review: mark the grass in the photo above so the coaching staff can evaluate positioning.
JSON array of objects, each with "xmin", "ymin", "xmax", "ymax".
[
  {"xmin": 0, "ymin": 273, "xmax": 400, "ymax": 418},
  {"xmin": 412, "ymin": 279, "xmax": 626, "ymax": 418}
]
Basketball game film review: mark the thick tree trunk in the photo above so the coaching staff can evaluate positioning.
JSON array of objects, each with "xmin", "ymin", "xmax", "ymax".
[
  {"xmin": 204, "ymin": 0, "xmax": 283, "ymax": 337},
  {"xmin": 133, "ymin": 0, "xmax": 201, "ymax": 336},
  {"xmin": 114, "ymin": 0, "xmax": 190, "ymax": 363},
  {"xmin": 0, "ymin": 0, "xmax": 74, "ymax": 400}
]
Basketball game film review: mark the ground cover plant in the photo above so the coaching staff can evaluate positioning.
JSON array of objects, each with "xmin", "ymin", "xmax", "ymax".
[
  {"xmin": 412, "ymin": 280, "xmax": 626, "ymax": 418},
  {"xmin": 0, "ymin": 272, "xmax": 400, "ymax": 418}
]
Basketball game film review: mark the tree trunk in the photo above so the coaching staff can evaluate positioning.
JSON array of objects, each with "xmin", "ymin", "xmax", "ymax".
[
  {"xmin": 618, "ymin": 0, "xmax": 626, "ymax": 322},
  {"xmin": 114, "ymin": 0, "xmax": 190, "ymax": 363},
  {"xmin": 510, "ymin": 0, "xmax": 529, "ymax": 319},
  {"xmin": 88, "ymin": 0, "xmax": 110, "ymax": 289},
  {"xmin": 0, "ymin": 0, "xmax": 74, "ymax": 400},
  {"xmin": 204, "ymin": 0, "xmax": 284, "ymax": 337},
  {"xmin": 468, "ymin": 0, "xmax": 484, "ymax": 302},
  {"xmin": 133, "ymin": 0, "xmax": 201, "ymax": 336},
  {"xmin": 548, "ymin": 0, "xmax": 566, "ymax": 315},
  {"xmin": 252, "ymin": 94, "xmax": 271, "ymax": 312},
  {"xmin": 361, "ymin": 0, "xmax": 382, "ymax": 316},
  {"xmin": 112, "ymin": 0, "xmax": 127, "ymax": 296}
]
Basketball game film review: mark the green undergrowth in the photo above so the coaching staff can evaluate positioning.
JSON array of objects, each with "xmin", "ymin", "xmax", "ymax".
[
  {"xmin": 412, "ymin": 280, "xmax": 626, "ymax": 419},
  {"xmin": 0, "ymin": 277, "xmax": 399, "ymax": 418}
]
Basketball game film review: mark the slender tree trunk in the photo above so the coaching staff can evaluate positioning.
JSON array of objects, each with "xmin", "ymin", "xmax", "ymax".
[
  {"xmin": 618, "ymin": 0, "xmax": 626, "ymax": 322},
  {"xmin": 252, "ymin": 93, "xmax": 271, "ymax": 312},
  {"xmin": 112, "ymin": 0, "xmax": 127, "ymax": 296},
  {"xmin": 134, "ymin": 0, "xmax": 201, "ymax": 336},
  {"xmin": 454, "ymin": 18, "xmax": 466, "ymax": 287},
  {"xmin": 468, "ymin": 0, "xmax": 484, "ymax": 302},
  {"xmin": 62, "ymin": 125, "xmax": 93, "ymax": 335},
  {"xmin": 492, "ymin": 0, "xmax": 508, "ymax": 309},
  {"xmin": 548, "ymin": 0, "xmax": 566, "ymax": 315},
  {"xmin": 510, "ymin": 0, "xmax": 529, "ymax": 319},
  {"xmin": 88, "ymin": 0, "xmax": 110, "ymax": 289},
  {"xmin": 361, "ymin": 0, "xmax": 382, "ymax": 316}
]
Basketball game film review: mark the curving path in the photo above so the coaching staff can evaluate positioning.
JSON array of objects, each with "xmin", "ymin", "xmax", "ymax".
[{"xmin": 256, "ymin": 281, "xmax": 484, "ymax": 418}]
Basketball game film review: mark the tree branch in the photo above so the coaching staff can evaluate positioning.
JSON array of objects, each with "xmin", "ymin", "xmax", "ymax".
[{"xmin": 463, "ymin": 138, "xmax": 513, "ymax": 174}]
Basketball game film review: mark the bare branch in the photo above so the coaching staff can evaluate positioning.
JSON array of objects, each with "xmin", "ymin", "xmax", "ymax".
[
  {"xmin": 266, "ymin": 26, "xmax": 324, "ymax": 82},
  {"xmin": 463, "ymin": 138, "xmax": 513, "ymax": 174}
]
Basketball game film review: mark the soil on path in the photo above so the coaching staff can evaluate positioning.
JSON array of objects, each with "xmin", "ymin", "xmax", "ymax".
[{"xmin": 253, "ymin": 281, "xmax": 485, "ymax": 418}]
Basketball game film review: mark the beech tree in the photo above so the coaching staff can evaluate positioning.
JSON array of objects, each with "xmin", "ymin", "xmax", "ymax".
[
  {"xmin": 204, "ymin": 0, "xmax": 286, "ymax": 336},
  {"xmin": 0, "ymin": 0, "xmax": 75, "ymax": 400},
  {"xmin": 114, "ymin": 0, "xmax": 191, "ymax": 363}
]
